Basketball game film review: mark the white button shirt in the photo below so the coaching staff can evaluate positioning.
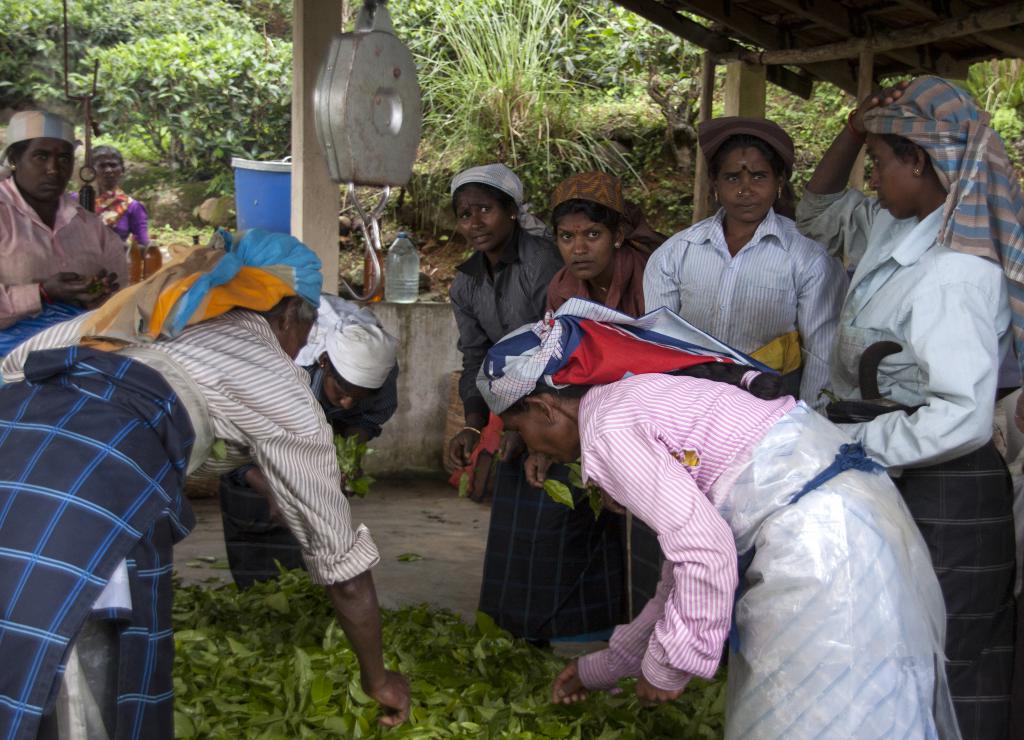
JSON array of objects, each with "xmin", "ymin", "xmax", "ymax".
[
  {"xmin": 643, "ymin": 208, "xmax": 846, "ymax": 408},
  {"xmin": 797, "ymin": 190, "xmax": 1011, "ymax": 468}
]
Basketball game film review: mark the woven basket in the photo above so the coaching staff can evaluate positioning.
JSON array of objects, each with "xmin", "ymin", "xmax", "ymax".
[{"xmin": 183, "ymin": 473, "xmax": 221, "ymax": 500}]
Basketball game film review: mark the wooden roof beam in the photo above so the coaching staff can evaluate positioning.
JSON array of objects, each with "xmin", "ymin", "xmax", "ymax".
[
  {"xmin": 613, "ymin": 0, "xmax": 814, "ymax": 97},
  {"xmin": 719, "ymin": 2, "xmax": 1024, "ymax": 67},
  {"xmin": 770, "ymin": 0, "xmax": 929, "ymax": 73},
  {"xmin": 890, "ymin": 0, "xmax": 1024, "ymax": 58},
  {"xmin": 674, "ymin": 0, "xmax": 859, "ymax": 94}
]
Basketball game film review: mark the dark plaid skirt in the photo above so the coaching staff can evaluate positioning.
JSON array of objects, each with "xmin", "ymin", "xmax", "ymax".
[
  {"xmin": 479, "ymin": 458, "xmax": 625, "ymax": 640},
  {"xmin": 894, "ymin": 441, "xmax": 1017, "ymax": 740},
  {"xmin": 0, "ymin": 347, "xmax": 194, "ymax": 740},
  {"xmin": 219, "ymin": 466, "xmax": 306, "ymax": 588}
]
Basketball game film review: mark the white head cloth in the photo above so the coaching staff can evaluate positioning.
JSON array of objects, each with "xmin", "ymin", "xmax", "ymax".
[
  {"xmin": 295, "ymin": 294, "xmax": 398, "ymax": 388},
  {"xmin": 6, "ymin": 111, "xmax": 76, "ymax": 148}
]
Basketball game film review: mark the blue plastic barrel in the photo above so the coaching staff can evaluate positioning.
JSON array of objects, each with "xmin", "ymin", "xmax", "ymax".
[{"xmin": 231, "ymin": 157, "xmax": 292, "ymax": 234}]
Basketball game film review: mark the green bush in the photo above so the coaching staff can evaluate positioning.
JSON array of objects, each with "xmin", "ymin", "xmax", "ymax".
[
  {"xmin": 87, "ymin": 26, "xmax": 291, "ymax": 179},
  {"xmin": 0, "ymin": 0, "xmax": 262, "ymax": 109}
]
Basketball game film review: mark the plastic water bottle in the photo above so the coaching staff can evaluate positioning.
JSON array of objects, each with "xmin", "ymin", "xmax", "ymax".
[{"xmin": 385, "ymin": 232, "xmax": 420, "ymax": 303}]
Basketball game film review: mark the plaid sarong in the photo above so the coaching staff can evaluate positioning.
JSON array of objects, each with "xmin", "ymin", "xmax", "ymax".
[
  {"xmin": 479, "ymin": 458, "xmax": 624, "ymax": 640},
  {"xmin": 219, "ymin": 466, "xmax": 306, "ymax": 588},
  {"xmin": 864, "ymin": 76, "xmax": 1024, "ymax": 371},
  {"xmin": 895, "ymin": 441, "xmax": 1016, "ymax": 740},
  {"xmin": 0, "ymin": 347, "xmax": 195, "ymax": 740}
]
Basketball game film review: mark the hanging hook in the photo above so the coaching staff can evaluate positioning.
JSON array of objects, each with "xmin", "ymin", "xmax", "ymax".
[
  {"xmin": 63, "ymin": 0, "xmax": 101, "ymax": 211},
  {"xmin": 341, "ymin": 184, "xmax": 391, "ymax": 301}
]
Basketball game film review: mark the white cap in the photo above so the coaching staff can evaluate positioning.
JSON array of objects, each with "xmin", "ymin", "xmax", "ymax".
[
  {"xmin": 326, "ymin": 324, "xmax": 398, "ymax": 389},
  {"xmin": 295, "ymin": 294, "xmax": 398, "ymax": 388},
  {"xmin": 5, "ymin": 111, "xmax": 76, "ymax": 148}
]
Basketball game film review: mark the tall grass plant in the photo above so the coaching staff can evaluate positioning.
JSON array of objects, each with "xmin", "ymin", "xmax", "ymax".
[{"xmin": 410, "ymin": 0, "xmax": 631, "ymax": 227}]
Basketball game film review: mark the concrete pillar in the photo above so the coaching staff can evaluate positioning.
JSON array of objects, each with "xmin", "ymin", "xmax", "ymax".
[
  {"xmin": 292, "ymin": 0, "xmax": 341, "ymax": 293},
  {"xmin": 692, "ymin": 51, "xmax": 716, "ymax": 224},
  {"xmin": 849, "ymin": 51, "xmax": 874, "ymax": 191},
  {"xmin": 723, "ymin": 61, "xmax": 766, "ymax": 117}
]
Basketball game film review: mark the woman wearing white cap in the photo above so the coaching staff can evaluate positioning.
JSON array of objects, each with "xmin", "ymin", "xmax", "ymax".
[
  {"xmin": 220, "ymin": 294, "xmax": 400, "ymax": 587},
  {"xmin": 0, "ymin": 111, "xmax": 126, "ymax": 353}
]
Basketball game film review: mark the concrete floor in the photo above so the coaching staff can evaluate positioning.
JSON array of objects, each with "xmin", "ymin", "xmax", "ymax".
[{"xmin": 174, "ymin": 475, "xmax": 490, "ymax": 620}]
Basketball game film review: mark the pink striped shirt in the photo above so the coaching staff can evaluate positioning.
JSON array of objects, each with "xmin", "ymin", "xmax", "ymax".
[{"xmin": 577, "ymin": 374, "xmax": 795, "ymax": 691}]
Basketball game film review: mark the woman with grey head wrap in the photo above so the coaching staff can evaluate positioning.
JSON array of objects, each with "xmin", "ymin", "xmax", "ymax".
[{"xmin": 447, "ymin": 163, "xmax": 626, "ymax": 642}]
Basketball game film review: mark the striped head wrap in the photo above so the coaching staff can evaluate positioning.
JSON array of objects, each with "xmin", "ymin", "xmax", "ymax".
[
  {"xmin": 550, "ymin": 171, "xmax": 625, "ymax": 215},
  {"xmin": 864, "ymin": 76, "xmax": 1024, "ymax": 364},
  {"xmin": 81, "ymin": 228, "xmax": 323, "ymax": 342},
  {"xmin": 478, "ymin": 297, "xmax": 770, "ymax": 414}
]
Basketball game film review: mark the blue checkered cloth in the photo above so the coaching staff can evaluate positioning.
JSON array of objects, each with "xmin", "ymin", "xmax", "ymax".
[{"xmin": 0, "ymin": 346, "xmax": 195, "ymax": 740}]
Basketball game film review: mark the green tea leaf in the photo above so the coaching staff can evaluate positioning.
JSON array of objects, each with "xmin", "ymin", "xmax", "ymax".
[
  {"xmin": 174, "ymin": 710, "xmax": 196, "ymax": 738},
  {"xmin": 265, "ymin": 592, "xmax": 289, "ymax": 614},
  {"xmin": 543, "ymin": 479, "xmax": 574, "ymax": 508},
  {"xmin": 457, "ymin": 472, "xmax": 470, "ymax": 498},
  {"xmin": 334, "ymin": 434, "xmax": 374, "ymax": 497},
  {"xmin": 210, "ymin": 438, "xmax": 227, "ymax": 461},
  {"xmin": 397, "ymin": 552, "xmax": 423, "ymax": 562},
  {"xmin": 474, "ymin": 610, "xmax": 502, "ymax": 639}
]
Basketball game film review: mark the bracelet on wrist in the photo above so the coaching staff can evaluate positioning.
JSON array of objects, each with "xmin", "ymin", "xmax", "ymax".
[
  {"xmin": 460, "ymin": 425, "xmax": 482, "ymax": 437},
  {"xmin": 38, "ymin": 282, "xmax": 52, "ymax": 305}
]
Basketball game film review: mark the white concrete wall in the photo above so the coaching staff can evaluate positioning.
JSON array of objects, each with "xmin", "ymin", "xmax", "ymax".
[{"xmin": 361, "ymin": 301, "xmax": 462, "ymax": 475}]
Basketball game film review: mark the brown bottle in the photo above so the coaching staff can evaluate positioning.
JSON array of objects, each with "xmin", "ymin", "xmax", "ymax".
[
  {"xmin": 127, "ymin": 236, "xmax": 144, "ymax": 284},
  {"xmin": 142, "ymin": 245, "xmax": 163, "ymax": 279}
]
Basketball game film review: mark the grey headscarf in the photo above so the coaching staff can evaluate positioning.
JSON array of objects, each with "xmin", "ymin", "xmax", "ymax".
[{"xmin": 450, "ymin": 163, "xmax": 549, "ymax": 236}]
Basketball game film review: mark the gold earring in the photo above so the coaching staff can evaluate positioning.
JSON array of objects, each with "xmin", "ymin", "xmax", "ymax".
[{"xmin": 913, "ymin": 168, "xmax": 921, "ymax": 176}]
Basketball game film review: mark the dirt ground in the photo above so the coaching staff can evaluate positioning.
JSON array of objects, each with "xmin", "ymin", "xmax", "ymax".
[
  {"xmin": 174, "ymin": 476, "xmax": 604, "ymax": 658},
  {"xmin": 175, "ymin": 476, "xmax": 488, "ymax": 619}
]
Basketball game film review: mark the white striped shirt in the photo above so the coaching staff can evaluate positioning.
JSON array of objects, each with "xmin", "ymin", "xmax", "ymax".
[
  {"xmin": 1, "ymin": 309, "xmax": 378, "ymax": 585},
  {"xmin": 643, "ymin": 208, "xmax": 847, "ymax": 408},
  {"xmin": 576, "ymin": 374, "xmax": 795, "ymax": 691}
]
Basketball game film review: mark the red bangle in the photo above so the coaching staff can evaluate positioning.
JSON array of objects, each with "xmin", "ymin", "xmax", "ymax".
[
  {"xmin": 38, "ymin": 283, "xmax": 52, "ymax": 305},
  {"xmin": 846, "ymin": 110, "xmax": 866, "ymax": 142}
]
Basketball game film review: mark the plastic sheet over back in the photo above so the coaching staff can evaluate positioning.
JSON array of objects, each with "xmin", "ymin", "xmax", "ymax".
[{"xmin": 717, "ymin": 404, "xmax": 960, "ymax": 740}]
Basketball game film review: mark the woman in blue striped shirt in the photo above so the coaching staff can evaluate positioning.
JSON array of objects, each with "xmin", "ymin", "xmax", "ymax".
[{"xmin": 644, "ymin": 117, "xmax": 846, "ymax": 408}]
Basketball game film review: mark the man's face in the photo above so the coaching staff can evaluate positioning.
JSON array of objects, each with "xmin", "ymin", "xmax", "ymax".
[{"xmin": 13, "ymin": 138, "xmax": 74, "ymax": 204}]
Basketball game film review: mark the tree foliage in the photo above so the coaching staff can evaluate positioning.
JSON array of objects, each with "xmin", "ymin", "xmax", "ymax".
[
  {"xmin": 90, "ymin": 28, "xmax": 291, "ymax": 176},
  {"xmin": 4, "ymin": 0, "xmax": 1020, "ymax": 225},
  {"xmin": 1, "ymin": 0, "xmax": 291, "ymax": 180}
]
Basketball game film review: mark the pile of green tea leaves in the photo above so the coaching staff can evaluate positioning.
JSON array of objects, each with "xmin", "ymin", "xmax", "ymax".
[{"xmin": 173, "ymin": 571, "xmax": 726, "ymax": 739}]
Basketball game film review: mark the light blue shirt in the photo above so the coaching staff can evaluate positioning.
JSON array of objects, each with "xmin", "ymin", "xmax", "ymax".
[
  {"xmin": 797, "ymin": 190, "xmax": 1011, "ymax": 468},
  {"xmin": 643, "ymin": 208, "xmax": 847, "ymax": 409}
]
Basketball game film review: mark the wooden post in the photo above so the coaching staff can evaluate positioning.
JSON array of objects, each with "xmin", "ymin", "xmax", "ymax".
[
  {"xmin": 723, "ymin": 60, "xmax": 766, "ymax": 117},
  {"xmin": 291, "ymin": 0, "xmax": 341, "ymax": 293},
  {"xmin": 692, "ymin": 51, "xmax": 716, "ymax": 224},
  {"xmin": 850, "ymin": 51, "xmax": 874, "ymax": 191}
]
